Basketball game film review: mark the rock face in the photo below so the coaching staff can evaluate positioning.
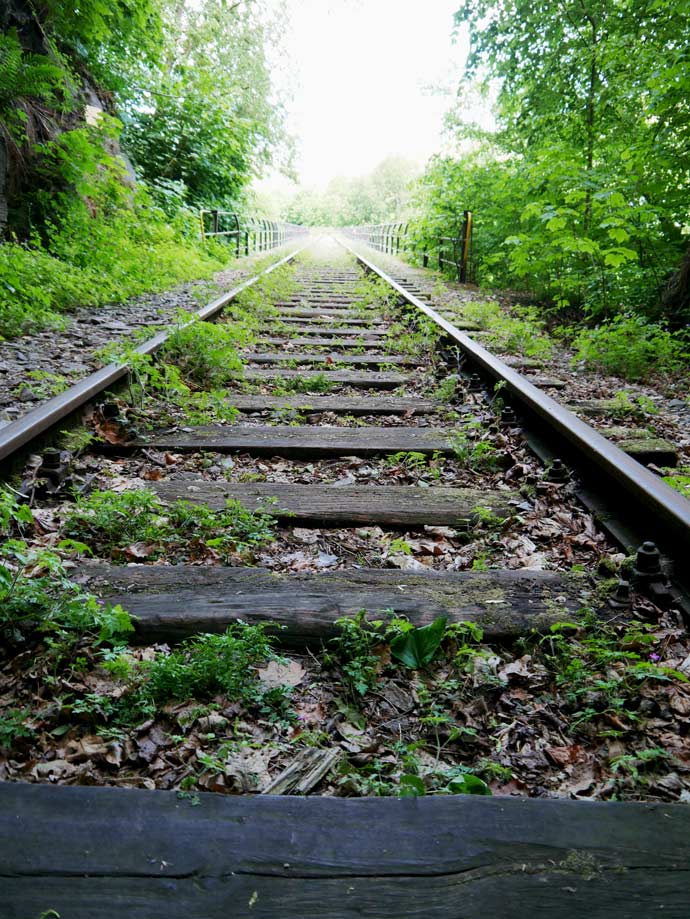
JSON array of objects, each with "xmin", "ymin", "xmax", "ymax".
[{"xmin": 0, "ymin": 1, "xmax": 138, "ymax": 239}]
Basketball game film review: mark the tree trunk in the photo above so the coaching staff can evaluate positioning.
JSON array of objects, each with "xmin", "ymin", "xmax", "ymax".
[
  {"xmin": 659, "ymin": 242, "xmax": 690, "ymax": 329},
  {"xmin": 583, "ymin": 15, "xmax": 598, "ymax": 234}
]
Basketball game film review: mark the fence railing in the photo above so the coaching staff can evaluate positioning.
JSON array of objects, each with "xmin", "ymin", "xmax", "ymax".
[
  {"xmin": 346, "ymin": 211, "xmax": 475, "ymax": 283},
  {"xmin": 199, "ymin": 210, "xmax": 307, "ymax": 255}
]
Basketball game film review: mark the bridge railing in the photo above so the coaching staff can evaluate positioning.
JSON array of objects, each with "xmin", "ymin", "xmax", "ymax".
[
  {"xmin": 346, "ymin": 211, "xmax": 475, "ymax": 283},
  {"xmin": 199, "ymin": 210, "xmax": 307, "ymax": 255}
]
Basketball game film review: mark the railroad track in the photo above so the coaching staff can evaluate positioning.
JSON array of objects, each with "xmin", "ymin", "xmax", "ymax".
[{"xmin": 2, "ymin": 236, "xmax": 690, "ymax": 917}]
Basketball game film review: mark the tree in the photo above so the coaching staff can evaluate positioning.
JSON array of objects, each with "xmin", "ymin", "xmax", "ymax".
[
  {"xmin": 410, "ymin": 0, "xmax": 690, "ymax": 318},
  {"xmin": 123, "ymin": 0, "xmax": 294, "ymax": 208}
]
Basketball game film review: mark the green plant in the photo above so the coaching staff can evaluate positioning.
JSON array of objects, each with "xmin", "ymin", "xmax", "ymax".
[
  {"xmin": 450, "ymin": 431, "xmax": 498, "ymax": 470},
  {"xmin": 462, "ymin": 300, "xmax": 553, "ymax": 359},
  {"xmin": 63, "ymin": 490, "xmax": 276, "ymax": 562},
  {"xmin": 610, "ymin": 747, "xmax": 672, "ymax": 783},
  {"xmin": 390, "ymin": 617, "xmax": 447, "ymax": 669},
  {"xmin": 0, "ymin": 709, "xmax": 33, "ymax": 749},
  {"xmin": 388, "ymin": 537, "xmax": 413, "ymax": 556},
  {"xmin": 661, "ymin": 467, "xmax": 690, "ymax": 499},
  {"xmin": 0, "ymin": 489, "xmax": 132, "ymax": 645},
  {"xmin": 131, "ymin": 623, "xmax": 281, "ymax": 711},
  {"xmin": 607, "ymin": 391, "xmax": 659, "ymax": 420},
  {"xmin": 433, "ymin": 374, "xmax": 460, "ymax": 403},
  {"xmin": 326, "ymin": 610, "xmax": 384, "ymax": 696},
  {"xmin": 572, "ymin": 314, "xmax": 687, "ymax": 380},
  {"xmin": 386, "ymin": 451, "xmax": 429, "ymax": 471},
  {"xmin": 16, "ymin": 370, "xmax": 71, "ymax": 399},
  {"xmin": 160, "ymin": 316, "xmax": 248, "ymax": 388},
  {"xmin": 274, "ymin": 373, "xmax": 334, "ymax": 394}
]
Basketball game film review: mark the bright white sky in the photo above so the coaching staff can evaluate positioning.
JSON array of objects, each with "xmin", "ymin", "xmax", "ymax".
[{"xmin": 262, "ymin": 0, "xmax": 469, "ymax": 190}]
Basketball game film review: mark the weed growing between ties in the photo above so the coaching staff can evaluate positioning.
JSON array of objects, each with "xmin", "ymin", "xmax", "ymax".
[
  {"xmin": 353, "ymin": 274, "xmax": 400, "ymax": 318},
  {"xmin": 63, "ymin": 490, "xmax": 276, "ymax": 563},
  {"xmin": 271, "ymin": 374, "xmax": 335, "ymax": 394},
  {"xmin": 386, "ymin": 316, "xmax": 441, "ymax": 360}
]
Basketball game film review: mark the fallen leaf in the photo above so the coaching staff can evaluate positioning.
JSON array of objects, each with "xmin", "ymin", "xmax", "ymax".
[{"xmin": 258, "ymin": 659, "xmax": 306, "ymax": 689}]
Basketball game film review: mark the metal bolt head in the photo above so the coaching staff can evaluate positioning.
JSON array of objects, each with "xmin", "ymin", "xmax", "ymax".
[
  {"xmin": 40, "ymin": 447, "xmax": 62, "ymax": 471},
  {"xmin": 634, "ymin": 541, "xmax": 662, "ymax": 577},
  {"xmin": 467, "ymin": 373, "xmax": 482, "ymax": 392},
  {"xmin": 100, "ymin": 401, "xmax": 120, "ymax": 420},
  {"xmin": 500, "ymin": 406, "xmax": 517, "ymax": 425},
  {"xmin": 546, "ymin": 458, "xmax": 569, "ymax": 483},
  {"xmin": 609, "ymin": 579, "xmax": 631, "ymax": 608}
]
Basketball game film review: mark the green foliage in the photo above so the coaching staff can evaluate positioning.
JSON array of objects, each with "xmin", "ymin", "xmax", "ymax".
[
  {"xmin": 273, "ymin": 373, "xmax": 334, "ymax": 394},
  {"xmin": 462, "ymin": 300, "xmax": 553, "ymax": 359},
  {"xmin": 137, "ymin": 624, "xmax": 278, "ymax": 707},
  {"xmin": 0, "ymin": 0, "xmax": 292, "ymax": 339},
  {"xmin": 610, "ymin": 747, "xmax": 672, "ymax": 784},
  {"xmin": 570, "ymin": 314, "xmax": 687, "ymax": 380},
  {"xmin": 16, "ymin": 370, "xmax": 70, "ymax": 399},
  {"xmin": 1, "ymin": 488, "xmax": 132, "ymax": 645},
  {"xmin": 0, "ymin": 709, "xmax": 33, "ymax": 750},
  {"xmin": 326, "ymin": 610, "xmax": 384, "ymax": 697},
  {"xmin": 161, "ymin": 317, "xmax": 247, "ymax": 388},
  {"xmin": 390, "ymin": 617, "xmax": 447, "ymax": 669},
  {"xmin": 409, "ymin": 0, "xmax": 690, "ymax": 323},
  {"xmin": 123, "ymin": 0, "xmax": 293, "ymax": 207},
  {"xmin": 606, "ymin": 391, "xmax": 659, "ymax": 421},
  {"xmin": 64, "ymin": 490, "xmax": 276, "ymax": 562},
  {"xmin": 0, "ymin": 183, "xmax": 225, "ymax": 339},
  {"xmin": 661, "ymin": 467, "xmax": 690, "ymax": 500},
  {"xmin": 540, "ymin": 613, "xmax": 688, "ymax": 725},
  {"xmin": 449, "ymin": 429, "xmax": 498, "ymax": 470},
  {"xmin": 0, "ymin": 29, "xmax": 71, "ymax": 149}
]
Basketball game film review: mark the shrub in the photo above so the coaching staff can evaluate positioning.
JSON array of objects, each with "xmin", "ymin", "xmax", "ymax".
[{"xmin": 571, "ymin": 313, "xmax": 687, "ymax": 380}]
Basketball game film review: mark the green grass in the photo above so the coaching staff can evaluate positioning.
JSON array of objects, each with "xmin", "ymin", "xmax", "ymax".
[{"xmin": 0, "ymin": 205, "xmax": 228, "ymax": 339}]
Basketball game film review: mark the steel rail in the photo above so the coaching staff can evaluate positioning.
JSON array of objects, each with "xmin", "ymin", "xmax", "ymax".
[
  {"xmin": 341, "ymin": 238, "xmax": 690, "ymax": 552},
  {"xmin": 0, "ymin": 240, "xmax": 312, "ymax": 463}
]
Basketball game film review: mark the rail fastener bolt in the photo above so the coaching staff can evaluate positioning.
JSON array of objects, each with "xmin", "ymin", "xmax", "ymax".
[
  {"xmin": 633, "ymin": 541, "xmax": 673, "ymax": 608},
  {"xmin": 500, "ymin": 405, "xmax": 517, "ymax": 426},
  {"xmin": 608, "ymin": 579, "xmax": 632, "ymax": 609},
  {"xmin": 38, "ymin": 447, "xmax": 69, "ymax": 486},
  {"xmin": 466, "ymin": 373, "xmax": 483, "ymax": 392},
  {"xmin": 546, "ymin": 458, "xmax": 570, "ymax": 483},
  {"xmin": 100, "ymin": 401, "xmax": 121, "ymax": 420}
]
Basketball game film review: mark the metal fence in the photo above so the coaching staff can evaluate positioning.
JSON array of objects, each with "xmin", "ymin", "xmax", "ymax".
[
  {"xmin": 346, "ymin": 211, "xmax": 475, "ymax": 283},
  {"xmin": 199, "ymin": 210, "xmax": 307, "ymax": 254}
]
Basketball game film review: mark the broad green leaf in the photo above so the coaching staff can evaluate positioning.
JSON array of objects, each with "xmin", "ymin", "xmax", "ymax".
[
  {"xmin": 390, "ymin": 616, "xmax": 447, "ymax": 668},
  {"xmin": 399, "ymin": 774, "xmax": 426, "ymax": 797},
  {"xmin": 447, "ymin": 773, "xmax": 492, "ymax": 795}
]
